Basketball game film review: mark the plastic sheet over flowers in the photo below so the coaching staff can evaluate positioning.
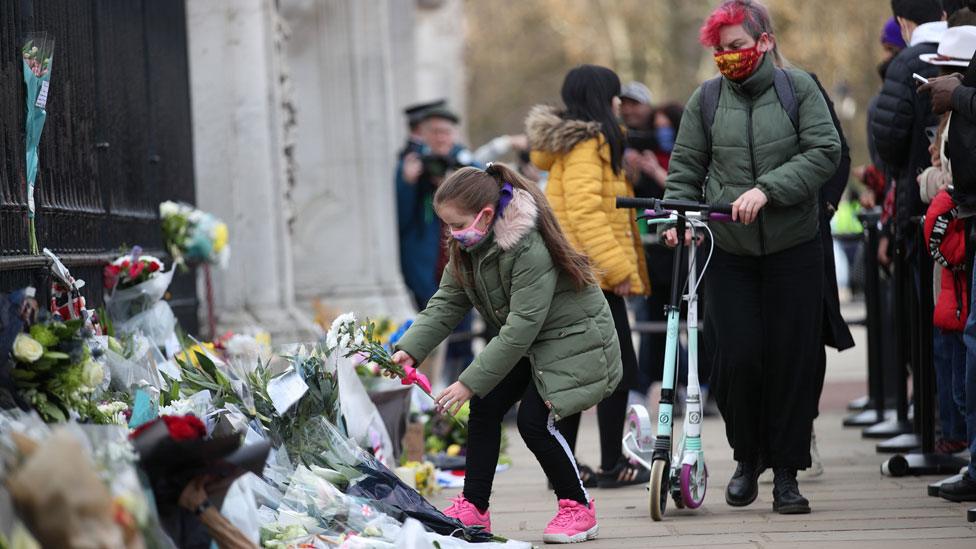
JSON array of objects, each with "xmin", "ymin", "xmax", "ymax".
[{"xmin": 0, "ymin": 409, "xmax": 174, "ymax": 548}]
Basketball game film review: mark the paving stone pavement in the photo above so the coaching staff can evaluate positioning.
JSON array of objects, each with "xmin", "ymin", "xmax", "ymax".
[{"xmin": 433, "ymin": 320, "xmax": 976, "ymax": 547}]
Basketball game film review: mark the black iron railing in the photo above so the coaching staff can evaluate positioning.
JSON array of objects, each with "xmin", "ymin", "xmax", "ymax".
[{"xmin": 0, "ymin": 0, "xmax": 198, "ymax": 332}]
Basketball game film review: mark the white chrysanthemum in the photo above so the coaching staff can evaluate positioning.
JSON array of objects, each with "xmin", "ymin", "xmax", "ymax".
[
  {"xmin": 159, "ymin": 201, "xmax": 180, "ymax": 218},
  {"xmin": 159, "ymin": 398, "xmax": 195, "ymax": 417},
  {"xmin": 330, "ymin": 312, "xmax": 357, "ymax": 333},
  {"xmin": 352, "ymin": 325, "xmax": 366, "ymax": 347},
  {"xmin": 225, "ymin": 334, "xmax": 262, "ymax": 360},
  {"xmin": 326, "ymin": 312, "xmax": 357, "ymax": 351},
  {"xmin": 97, "ymin": 401, "xmax": 128, "ymax": 416},
  {"xmin": 325, "ymin": 331, "xmax": 339, "ymax": 352}
]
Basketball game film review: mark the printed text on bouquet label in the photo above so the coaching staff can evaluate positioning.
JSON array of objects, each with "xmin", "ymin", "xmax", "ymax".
[{"xmin": 35, "ymin": 81, "xmax": 50, "ymax": 109}]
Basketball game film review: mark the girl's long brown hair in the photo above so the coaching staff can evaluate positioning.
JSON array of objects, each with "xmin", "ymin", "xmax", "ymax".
[{"xmin": 434, "ymin": 163, "xmax": 596, "ymax": 290}]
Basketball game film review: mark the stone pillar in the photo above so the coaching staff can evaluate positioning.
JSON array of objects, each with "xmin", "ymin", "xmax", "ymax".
[
  {"xmin": 387, "ymin": 0, "xmax": 419, "ymax": 149},
  {"xmin": 414, "ymin": 0, "xmax": 467, "ymax": 134},
  {"xmin": 281, "ymin": 0, "xmax": 414, "ymax": 319},
  {"xmin": 185, "ymin": 0, "xmax": 317, "ymax": 339}
]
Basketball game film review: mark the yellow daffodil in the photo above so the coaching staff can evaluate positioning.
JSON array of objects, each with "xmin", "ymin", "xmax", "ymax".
[{"xmin": 212, "ymin": 222, "xmax": 229, "ymax": 253}]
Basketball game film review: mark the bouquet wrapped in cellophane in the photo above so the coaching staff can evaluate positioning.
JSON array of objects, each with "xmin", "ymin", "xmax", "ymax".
[
  {"xmin": 103, "ymin": 248, "xmax": 178, "ymax": 355},
  {"xmin": 21, "ymin": 33, "xmax": 54, "ymax": 254},
  {"xmin": 0, "ymin": 410, "xmax": 173, "ymax": 548}
]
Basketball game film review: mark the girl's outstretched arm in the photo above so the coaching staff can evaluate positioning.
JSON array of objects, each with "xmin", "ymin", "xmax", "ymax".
[
  {"xmin": 459, "ymin": 235, "xmax": 557, "ymax": 397},
  {"xmin": 395, "ymin": 265, "xmax": 473, "ymax": 364}
]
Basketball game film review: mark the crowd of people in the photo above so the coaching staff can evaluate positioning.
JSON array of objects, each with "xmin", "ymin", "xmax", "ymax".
[
  {"xmin": 391, "ymin": 0, "xmax": 976, "ymax": 543},
  {"xmin": 865, "ymin": 0, "xmax": 976, "ymax": 502}
]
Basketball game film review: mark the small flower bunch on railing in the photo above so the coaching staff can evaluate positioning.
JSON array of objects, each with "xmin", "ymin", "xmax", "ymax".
[{"xmin": 159, "ymin": 201, "xmax": 230, "ymax": 269}]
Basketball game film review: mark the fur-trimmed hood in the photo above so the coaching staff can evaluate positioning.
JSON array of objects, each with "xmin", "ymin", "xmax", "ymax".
[
  {"xmin": 525, "ymin": 105, "xmax": 602, "ymax": 155},
  {"xmin": 493, "ymin": 187, "xmax": 538, "ymax": 252}
]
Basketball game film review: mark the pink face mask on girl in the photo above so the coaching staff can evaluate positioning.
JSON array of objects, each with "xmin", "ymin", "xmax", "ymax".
[{"xmin": 450, "ymin": 208, "xmax": 493, "ymax": 248}]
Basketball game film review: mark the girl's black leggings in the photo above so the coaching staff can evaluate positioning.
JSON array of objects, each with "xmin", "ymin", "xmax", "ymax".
[
  {"xmin": 463, "ymin": 358, "xmax": 588, "ymax": 512},
  {"xmin": 557, "ymin": 291, "xmax": 638, "ymax": 471}
]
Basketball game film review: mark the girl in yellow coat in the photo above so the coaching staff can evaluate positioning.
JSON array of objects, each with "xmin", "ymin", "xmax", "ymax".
[{"xmin": 526, "ymin": 64, "xmax": 650, "ymax": 488}]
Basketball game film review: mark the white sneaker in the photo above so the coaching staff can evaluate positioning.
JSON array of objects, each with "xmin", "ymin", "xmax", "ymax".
[{"xmin": 799, "ymin": 428, "xmax": 824, "ymax": 480}]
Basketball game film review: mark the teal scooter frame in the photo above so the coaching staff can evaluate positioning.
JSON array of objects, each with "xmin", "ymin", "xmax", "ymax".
[{"xmin": 617, "ymin": 197, "xmax": 731, "ymax": 521}]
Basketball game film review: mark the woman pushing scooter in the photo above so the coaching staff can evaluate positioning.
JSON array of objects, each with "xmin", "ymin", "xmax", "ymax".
[{"xmin": 662, "ymin": 0, "xmax": 841, "ymax": 514}]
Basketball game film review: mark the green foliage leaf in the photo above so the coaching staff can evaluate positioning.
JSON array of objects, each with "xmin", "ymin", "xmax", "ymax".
[
  {"xmin": 36, "ymin": 400, "xmax": 66, "ymax": 423},
  {"xmin": 29, "ymin": 324, "xmax": 59, "ymax": 348},
  {"xmin": 10, "ymin": 369, "xmax": 37, "ymax": 381},
  {"xmin": 195, "ymin": 350, "xmax": 220, "ymax": 381}
]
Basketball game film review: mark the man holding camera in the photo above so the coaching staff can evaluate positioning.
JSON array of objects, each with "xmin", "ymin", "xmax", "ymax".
[{"xmin": 396, "ymin": 105, "xmax": 477, "ymax": 309}]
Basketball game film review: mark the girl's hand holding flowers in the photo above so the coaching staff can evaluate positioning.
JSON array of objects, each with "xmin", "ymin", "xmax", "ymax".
[
  {"xmin": 390, "ymin": 350, "xmax": 415, "ymax": 369},
  {"xmin": 436, "ymin": 381, "xmax": 474, "ymax": 416}
]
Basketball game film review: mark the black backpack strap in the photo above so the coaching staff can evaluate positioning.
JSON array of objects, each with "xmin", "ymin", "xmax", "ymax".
[
  {"xmin": 773, "ymin": 68, "xmax": 799, "ymax": 133},
  {"xmin": 698, "ymin": 76, "xmax": 723, "ymax": 166}
]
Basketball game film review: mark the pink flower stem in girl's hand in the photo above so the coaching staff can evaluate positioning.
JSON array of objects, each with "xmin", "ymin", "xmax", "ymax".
[
  {"xmin": 396, "ymin": 364, "xmax": 465, "ymax": 428},
  {"xmin": 400, "ymin": 364, "xmax": 432, "ymax": 394}
]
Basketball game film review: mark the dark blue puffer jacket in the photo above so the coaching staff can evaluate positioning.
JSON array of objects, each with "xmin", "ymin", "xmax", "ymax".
[{"xmin": 871, "ymin": 41, "xmax": 940, "ymax": 240}]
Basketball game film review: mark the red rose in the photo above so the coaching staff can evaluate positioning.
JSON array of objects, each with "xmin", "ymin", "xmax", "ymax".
[
  {"xmin": 129, "ymin": 261, "xmax": 145, "ymax": 280},
  {"xmin": 130, "ymin": 414, "xmax": 206, "ymax": 441},
  {"xmin": 148, "ymin": 261, "xmax": 161, "ymax": 273},
  {"xmin": 162, "ymin": 414, "xmax": 207, "ymax": 441},
  {"xmin": 103, "ymin": 264, "xmax": 121, "ymax": 290},
  {"xmin": 130, "ymin": 418, "xmax": 156, "ymax": 440}
]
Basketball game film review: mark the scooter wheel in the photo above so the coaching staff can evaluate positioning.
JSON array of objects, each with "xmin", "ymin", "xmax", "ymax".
[
  {"xmin": 649, "ymin": 459, "xmax": 669, "ymax": 521},
  {"xmin": 680, "ymin": 463, "xmax": 708, "ymax": 509}
]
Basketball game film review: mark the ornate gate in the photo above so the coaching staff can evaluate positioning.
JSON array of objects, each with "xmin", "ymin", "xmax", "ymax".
[{"xmin": 0, "ymin": 0, "xmax": 198, "ymax": 332}]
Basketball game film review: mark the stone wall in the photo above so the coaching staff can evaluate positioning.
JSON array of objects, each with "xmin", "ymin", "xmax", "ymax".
[{"xmin": 185, "ymin": 0, "xmax": 465, "ymax": 338}]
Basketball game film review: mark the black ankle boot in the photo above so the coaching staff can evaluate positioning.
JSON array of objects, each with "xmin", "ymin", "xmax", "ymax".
[
  {"xmin": 772, "ymin": 468, "xmax": 811, "ymax": 514},
  {"xmin": 726, "ymin": 459, "xmax": 764, "ymax": 507}
]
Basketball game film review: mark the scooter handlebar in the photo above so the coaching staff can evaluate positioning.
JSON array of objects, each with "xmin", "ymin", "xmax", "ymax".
[
  {"xmin": 615, "ymin": 197, "xmax": 657, "ymax": 210},
  {"xmin": 616, "ymin": 197, "xmax": 733, "ymax": 216}
]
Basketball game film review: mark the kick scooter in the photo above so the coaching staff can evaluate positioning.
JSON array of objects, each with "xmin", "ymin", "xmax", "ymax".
[{"xmin": 617, "ymin": 196, "xmax": 731, "ymax": 521}]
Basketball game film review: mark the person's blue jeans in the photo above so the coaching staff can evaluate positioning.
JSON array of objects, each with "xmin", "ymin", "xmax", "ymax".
[
  {"xmin": 933, "ymin": 328, "xmax": 967, "ymax": 441},
  {"xmin": 962, "ymin": 259, "xmax": 976, "ymax": 477}
]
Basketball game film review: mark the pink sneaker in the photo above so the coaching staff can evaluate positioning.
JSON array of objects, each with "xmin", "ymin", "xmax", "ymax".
[
  {"xmin": 443, "ymin": 494, "xmax": 491, "ymax": 532},
  {"xmin": 543, "ymin": 499, "xmax": 599, "ymax": 544}
]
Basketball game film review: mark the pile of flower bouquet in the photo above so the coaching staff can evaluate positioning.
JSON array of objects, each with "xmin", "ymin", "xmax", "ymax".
[{"xmin": 1, "ymin": 293, "xmax": 526, "ymax": 548}]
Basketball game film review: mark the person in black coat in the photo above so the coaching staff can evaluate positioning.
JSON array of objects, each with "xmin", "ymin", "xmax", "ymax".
[
  {"xmin": 871, "ymin": 0, "xmax": 945, "ymax": 252},
  {"xmin": 812, "ymin": 75, "xmax": 857, "ymax": 398}
]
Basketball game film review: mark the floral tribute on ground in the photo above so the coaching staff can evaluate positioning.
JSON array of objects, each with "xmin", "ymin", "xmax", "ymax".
[{"xmin": 1, "ymin": 276, "xmax": 525, "ymax": 548}]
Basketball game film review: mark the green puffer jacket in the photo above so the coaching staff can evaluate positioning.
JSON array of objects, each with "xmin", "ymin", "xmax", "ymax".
[
  {"xmin": 394, "ymin": 187, "xmax": 622, "ymax": 420},
  {"xmin": 664, "ymin": 54, "xmax": 841, "ymax": 256}
]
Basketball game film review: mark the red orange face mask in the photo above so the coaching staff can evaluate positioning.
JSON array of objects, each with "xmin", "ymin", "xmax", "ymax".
[{"xmin": 714, "ymin": 44, "xmax": 763, "ymax": 81}]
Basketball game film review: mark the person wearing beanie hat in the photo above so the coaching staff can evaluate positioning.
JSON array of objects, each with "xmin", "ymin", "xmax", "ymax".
[{"xmin": 883, "ymin": 16, "xmax": 909, "ymax": 50}]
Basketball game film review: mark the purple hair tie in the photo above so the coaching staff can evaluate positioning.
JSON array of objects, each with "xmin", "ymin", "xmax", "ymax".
[{"xmin": 497, "ymin": 182, "xmax": 514, "ymax": 218}]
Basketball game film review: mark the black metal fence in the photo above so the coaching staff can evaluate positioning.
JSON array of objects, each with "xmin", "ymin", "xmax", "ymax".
[{"xmin": 0, "ymin": 0, "xmax": 198, "ymax": 332}]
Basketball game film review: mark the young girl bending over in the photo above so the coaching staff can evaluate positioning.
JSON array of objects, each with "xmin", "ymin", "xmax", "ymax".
[{"xmin": 392, "ymin": 163, "xmax": 622, "ymax": 544}]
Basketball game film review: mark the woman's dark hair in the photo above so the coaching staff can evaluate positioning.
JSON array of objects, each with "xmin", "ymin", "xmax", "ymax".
[
  {"xmin": 948, "ymin": 7, "xmax": 976, "ymax": 26},
  {"xmin": 434, "ymin": 164, "xmax": 596, "ymax": 290},
  {"xmin": 656, "ymin": 103, "xmax": 685, "ymax": 133},
  {"xmin": 943, "ymin": 0, "xmax": 969, "ymax": 17},
  {"xmin": 560, "ymin": 65, "xmax": 625, "ymax": 174},
  {"xmin": 891, "ymin": 0, "xmax": 944, "ymax": 25}
]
